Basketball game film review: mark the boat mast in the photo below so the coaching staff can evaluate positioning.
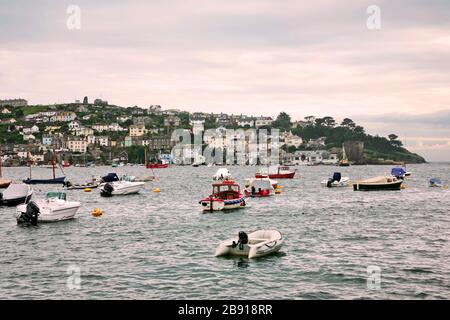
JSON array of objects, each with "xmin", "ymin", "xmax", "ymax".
[
  {"xmin": 28, "ymin": 146, "xmax": 32, "ymax": 179},
  {"xmin": 0, "ymin": 149, "xmax": 2, "ymax": 178},
  {"xmin": 144, "ymin": 147, "xmax": 147, "ymax": 167},
  {"xmin": 52, "ymin": 145, "xmax": 56, "ymax": 179}
]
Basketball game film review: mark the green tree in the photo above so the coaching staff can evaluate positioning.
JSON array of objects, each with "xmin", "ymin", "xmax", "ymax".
[
  {"xmin": 341, "ymin": 118, "xmax": 356, "ymax": 129},
  {"xmin": 272, "ymin": 112, "xmax": 291, "ymax": 131}
]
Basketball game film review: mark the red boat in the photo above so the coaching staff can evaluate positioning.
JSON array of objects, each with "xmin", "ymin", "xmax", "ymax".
[
  {"xmin": 255, "ymin": 166, "xmax": 295, "ymax": 179},
  {"xmin": 146, "ymin": 163, "xmax": 169, "ymax": 169},
  {"xmin": 62, "ymin": 161, "xmax": 71, "ymax": 168}
]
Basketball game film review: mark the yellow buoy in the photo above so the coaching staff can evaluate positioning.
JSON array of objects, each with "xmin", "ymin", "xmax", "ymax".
[
  {"xmin": 275, "ymin": 188, "xmax": 282, "ymax": 194},
  {"xmin": 153, "ymin": 188, "xmax": 161, "ymax": 193},
  {"xmin": 84, "ymin": 188, "xmax": 92, "ymax": 192},
  {"xmin": 91, "ymin": 208, "xmax": 102, "ymax": 217},
  {"xmin": 401, "ymin": 185, "xmax": 406, "ymax": 190}
]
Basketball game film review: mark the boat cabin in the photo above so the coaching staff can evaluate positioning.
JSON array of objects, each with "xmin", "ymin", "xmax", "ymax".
[{"xmin": 212, "ymin": 182, "xmax": 240, "ymax": 200}]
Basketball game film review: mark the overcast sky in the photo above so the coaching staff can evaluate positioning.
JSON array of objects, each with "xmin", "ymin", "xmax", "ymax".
[{"xmin": 1, "ymin": 0, "xmax": 449, "ymax": 160}]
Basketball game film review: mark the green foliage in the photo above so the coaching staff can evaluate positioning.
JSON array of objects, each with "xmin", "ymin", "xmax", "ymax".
[{"xmin": 272, "ymin": 112, "xmax": 291, "ymax": 131}]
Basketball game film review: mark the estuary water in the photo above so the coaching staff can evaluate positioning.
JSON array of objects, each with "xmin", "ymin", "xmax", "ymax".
[{"xmin": 0, "ymin": 163, "xmax": 449, "ymax": 299}]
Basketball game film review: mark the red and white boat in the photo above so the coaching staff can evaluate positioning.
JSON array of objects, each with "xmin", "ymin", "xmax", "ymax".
[
  {"xmin": 255, "ymin": 165, "xmax": 295, "ymax": 179},
  {"xmin": 244, "ymin": 178, "xmax": 275, "ymax": 197},
  {"xmin": 199, "ymin": 180, "xmax": 246, "ymax": 212}
]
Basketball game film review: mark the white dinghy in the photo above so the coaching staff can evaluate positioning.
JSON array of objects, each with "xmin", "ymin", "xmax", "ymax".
[
  {"xmin": 99, "ymin": 180, "xmax": 145, "ymax": 197},
  {"xmin": 215, "ymin": 230, "xmax": 284, "ymax": 259},
  {"xmin": 16, "ymin": 192, "xmax": 80, "ymax": 225}
]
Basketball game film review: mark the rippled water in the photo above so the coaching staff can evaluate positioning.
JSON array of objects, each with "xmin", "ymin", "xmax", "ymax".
[{"xmin": 0, "ymin": 163, "xmax": 449, "ymax": 299}]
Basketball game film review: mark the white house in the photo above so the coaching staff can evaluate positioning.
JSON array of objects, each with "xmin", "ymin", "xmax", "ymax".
[
  {"xmin": 282, "ymin": 131, "xmax": 303, "ymax": 148},
  {"xmin": 67, "ymin": 138, "xmax": 88, "ymax": 153},
  {"xmin": 87, "ymin": 135, "xmax": 96, "ymax": 145},
  {"xmin": 42, "ymin": 135, "xmax": 53, "ymax": 146},
  {"xmin": 74, "ymin": 126, "xmax": 95, "ymax": 137},
  {"xmin": 68, "ymin": 120, "xmax": 81, "ymax": 130},
  {"xmin": 96, "ymin": 136, "xmax": 110, "ymax": 147},
  {"xmin": 22, "ymin": 134, "xmax": 36, "ymax": 141},
  {"xmin": 238, "ymin": 119, "xmax": 255, "ymax": 127},
  {"xmin": 255, "ymin": 116, "xmax": 273, "ymax": 128},
  {"xmin": 92, "ymin": 124, "xmax": 110, "ymax": 132},
  {"xmin": 1, "ymin": 108, "xmax": 11, "ymax": 114}
]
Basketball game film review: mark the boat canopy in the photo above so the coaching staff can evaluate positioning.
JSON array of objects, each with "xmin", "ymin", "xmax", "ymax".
[
  {"xmin": 332, "ymin": 172, "xmax": 341, "ymax": 181},
  {"xmin": 250, "ymin": 179, "xmax": 273, "ymax": 190},
  {"xmin": 46, "ymin": 192, "xmax": 66, "ymax": 200},
  {"xmin": 2, "ymin": 184, "xmax": 30, "ymax": 198},
  {"xmin": 102, "ymin": 173, "xmax": 120, "ymax": 183},
  {"xmin": 391, "ymin": 168, "xmax": 406, "ymax": 176}
]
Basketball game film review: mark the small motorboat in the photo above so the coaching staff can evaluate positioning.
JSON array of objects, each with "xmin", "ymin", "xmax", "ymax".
[
  {"xmin": 245, "ymin": 177, "xmax": 278, "ymax": 189},
  {"xmin": 215, "ymin": 230, "xmax": 284, "ymax": 259},
  {"xmin": 0, "ymin": 184, "xmax": 33, "ymax": 206},
  {"xmin": 99, "ymin": 181, "xmax": 145, "ymax": 197},
  {"xmin": 321, "ymin": 172, "xmax": 350, "ymax": 187},
  {"xmin": 146, "ymin": 162, "xmax": 169, "ymax": 169},
  {"xmin": 0, "ymin": 178, "xmax": 12, "ymax": 189},
  {"xmin": 244, "ymin": 178, "xmax": 274, "ymax": 197},
  {"xmin": 199, "ymin": 180, "xmax": 246, "ymax": 212},
  {"xmin": 16, "ymin": 192, "xmax": 80, "ymax": 225},
  {"xmin": 64, "ymin": 178, "xmax": 101, "ymax": 190},
  {"xmin": 255, "ymin": 165, "xmax": 295, "ymax": 179},
  {"xmin": 391, "ymin": 167, "xmax": 407, "ymax": 179},
  {"xmin": 353, "ymin": 176, "xmax": 403, "ymax": 191},
  {"xmin": 429, "ymin": 178, "xmax": 443, "ymax": 187},
  {"xmin": 212, "ymin": 168, "xmax": 232, "ymax": 181}
]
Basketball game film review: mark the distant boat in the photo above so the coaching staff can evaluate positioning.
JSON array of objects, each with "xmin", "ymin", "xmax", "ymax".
[
  {"xmin": 23, "ymin": 147, "xmax": 65, "ymax": 185},
  {"xmin": 256, "ymin": 165, "xmax": 295, "ymax": 179},
  {"xmin": 321, "ymin": 172, "xmax": 350, "ymax": 187},
  {"xmin": 244, "ymin": 178, "xmax": 274, "ymax": 197},
  {"xmin": 338, "ymin": 144, "xmax": 350, "ymax": 166},
  {"xmin": 353, "ymin": 176, "xmax": 403, "ymax": 191},
  {"xmin": 429, "ymin": 178, "xmax": 443, "ymax": 187}
]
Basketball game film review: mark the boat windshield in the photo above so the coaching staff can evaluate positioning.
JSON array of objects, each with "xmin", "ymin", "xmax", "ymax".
[
  {"xmin": 213, "ymin": 184, "xmax": 240, "ymax": 199},
  {"xmin": 46, "ymin": 192, "xmax": 66, "ymax": 200}
]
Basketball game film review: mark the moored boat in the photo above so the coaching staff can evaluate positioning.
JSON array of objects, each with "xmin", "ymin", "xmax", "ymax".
[
  {"xmin": 0, "ymin": 178, "xmax": 12, "ymax": 189},
  {"xmin": 146, "ymin": 163, "xmax": 169, "ymax": 169},
  {"xmin": 391, "ymin": 167, "xmax": 407, "ymax": 179},
  {"xmin": 429, "ymin": 178, "xmax": 443, "ymax": 187},
  {"xmin": 212, "ymin": 168, "xmax": 232, "ymax": 181},
  {"xmin": 0, "ymin": 183, "xmax": 33, "ymax": 206},
  {"xmin": 199, "ymin": 180, "xmax": 246, "ymax": 212},
  {"xmin": 353, "ymin": 176, "xmax": 403, "ymax": 191},
  {"xmin": 321, "ymin": 172, "xmax": 350, "ymax": 188},
  {"xmin": 64, "ymin": 178, "xmax": 101, "ymax": 190},
  {"xmin": 99, "ymin": 181, "xmax": 145, "ymax": 197},
  {"xmin": 215, "ymin": 230, "xmax": 284, "ymax": 259},
  {"xmin": 255, "ymin": 165, "xmax": 295, "ymax": 179},
  {"xmin": 16, "ymin": 192, "xmax": 80, "ymax": 225},
  {"xmin": 244, "ymin": 178, "xmax": 274, "ymax": 197}
]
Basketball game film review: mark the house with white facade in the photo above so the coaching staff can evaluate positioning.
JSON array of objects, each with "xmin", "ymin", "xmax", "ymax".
[
  {"xmin": 67, "ymin": 137, "xmax": 88, "ymax": 153},
  {"xmin": 255, "ymin": 116, "xmax": 273, "ymax": 128}
]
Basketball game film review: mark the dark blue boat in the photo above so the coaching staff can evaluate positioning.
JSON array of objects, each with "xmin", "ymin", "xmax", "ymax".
[{"xmin": 23, "ymin": 176, "xmax": 66, "ymax": 185}]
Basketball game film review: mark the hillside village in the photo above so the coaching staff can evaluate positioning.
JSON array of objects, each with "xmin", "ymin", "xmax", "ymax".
[{"xmin": 0, "ymin": 97, "xmax": 425, "ymax": 166}]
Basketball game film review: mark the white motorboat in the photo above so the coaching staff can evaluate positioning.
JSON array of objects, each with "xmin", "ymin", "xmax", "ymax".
[
  {"xmin": 212, "ymin": 168, "xmax": 232, "ymax": 181},
  {"xmin": 321, "ymin": 172, "xmax": 350, "ymax": 187},
  {"xmin": 215, "ymin": 230, "xmax": 284, "ymax": 259},
  {"xmin": 16, "ymin": 192, "xmax": 80, "ymax": 225},
  {"xmin": 0, "ymin": 183, "xmax": 33, "ymax": 206},
  {"xmin": 99, "ymin": 180, "xmax": 145, "ymax": 197}
]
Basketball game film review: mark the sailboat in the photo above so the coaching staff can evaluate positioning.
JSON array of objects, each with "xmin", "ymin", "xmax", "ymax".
[
  {"xmin": 23, "ymin": 147, "xmax": 66, "ymax": 185},
  {"xmin": 0, "ymin": 151, "xmax": 12, "ymax": 188},
  {"xmin": 338, "ymin": 144, "xmax": 350, "ymax": 167}
]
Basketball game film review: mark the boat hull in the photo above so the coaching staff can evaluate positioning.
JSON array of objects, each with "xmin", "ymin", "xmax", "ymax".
[
  {"xmin": 200, "ymin": 196, "xmax": 246, "ymax": 212},
  {"xmin": 16, "ymin": 202, "xmax": 80, "ymax": 223},
  {"xmin": 99, "ymin": 182, "xmax": 145, "ymax": 196},
  {"xmin": 146, "ymin": 164, "xmax": 168, "ymax": 169},
  {"xmin": 244, "ymin": 189, "xmax": 271, "ymax": 197},
  {"xmin": 353, "ymin": 180, "xmax": 402, "ymax": 191},
  {"xmin": 23, "ymin": 177, "xmax": 66, "ymax": 185},
  {"xmin": 255, "ymin": 172, "xmax": 295, "ymax": 179}
]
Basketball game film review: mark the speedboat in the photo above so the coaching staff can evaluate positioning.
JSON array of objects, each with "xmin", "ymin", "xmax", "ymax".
[
  {"xmin": 215, "ymin": 230, "xmax": 284, "ymax": 259},
  {"xmin": 199, "ymin": 180, "xmax": 246, "ymax": 212},
  {"xmin": 244, "ymin": 178, "xmax": 275, "ymax": 197},
  {"xmin": 353, "ymin": 176, "xmax": 403, "ymax": 191},
  {"xmin": 429, "ymin": 178, "xmax": 443, "ymax": 187},
  {"xmin": 0, "ymin": 184, "xmax": 33, "ymax": 206},
  {"xmin": 16, "ymin": 192, "xmax": 80, "ymax": 225},
  {"xmin": 212, "ymin": 168, "xmax": 232, "ymax": 181},
  {"xmin": 391, "ymin": 167, "xmax": 407, "ymax": 179},
  {"xmin": 255, "ymin": 166, "xmax": 295, "ymax": 179},
  {"xmin": 321, "ymin": 172, "xmax": 350, "ymax": 187},
  {"xmin": 99, "ymin": 180, "xmax": 145, "ymax": 197}
]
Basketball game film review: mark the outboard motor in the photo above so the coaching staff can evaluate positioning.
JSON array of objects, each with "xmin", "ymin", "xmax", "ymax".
[
  {"xmin": 100, "ymin": 183, "xmax": 114, "ymax": 197},
  {"xmin": 64, "ymin": 181, "xmax": 73, "ymax": 188},
  {"xmin": 18, "ymin": 201, "xmax": 40, "ymax": 226}
]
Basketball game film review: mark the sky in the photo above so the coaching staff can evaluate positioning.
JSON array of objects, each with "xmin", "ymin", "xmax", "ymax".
[{"xmin": 0, "ymin": 0, "xmax": 449, "ymax": 161}]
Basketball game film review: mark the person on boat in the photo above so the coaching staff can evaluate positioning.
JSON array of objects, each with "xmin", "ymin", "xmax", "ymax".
[
  {"xmin": 232, "ymin": 231, "xmax": 249, "ymax": 250},
  {"xmin": 251, "ymin": 186, "xmax": 256, "ymax": 195}
]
